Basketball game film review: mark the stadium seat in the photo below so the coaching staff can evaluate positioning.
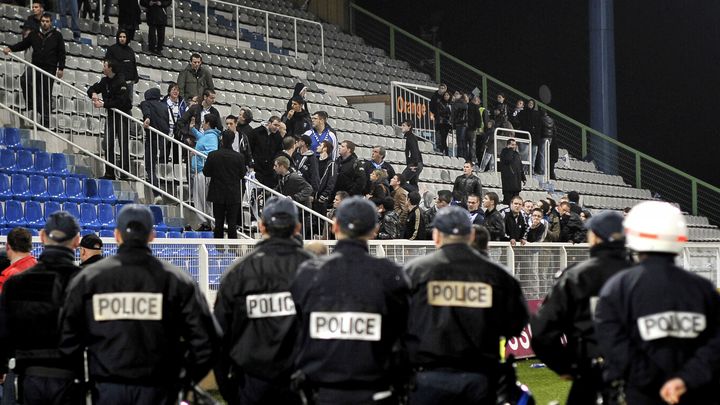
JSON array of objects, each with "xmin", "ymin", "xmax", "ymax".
[
  {"xmin": 97, "ymin": 179, "xmax": 117, "ymax": 204},
  {"xmin": 155, "ymin": 230, "xmax": 166, "ymax": 238},
  {"xmin": 183, "ymin": 231, "xmax": 200, "ymax": 238},
  {"xmin": 83, "ymin": 179, "xmax": 102, "ymax": 203},
  {"xmin": 12, "ymin": 149, "xmax": 34, "ymax": 174},
  {"xmin": 0, "ymin": 173, "xmax": 12, "ymax": 200},
  {"xmin": 32, "ymin": 151, "xmax": 52, "ymax": 174},
  {"xmin": 10, "ymin": 174, "xmax": 31, "ymax": 201},
  {"xmin": 149, "ymin": 205, "xmax": 170, "ymax": 232},
  {"xmin": 0, "ymin": 149, "xmax": 16, "ymax": 172},
  {"xmin": 99, "ymin": 229, "xmax": 114, "ymax": 237},
  {"xmin": 2, "ymin": 128, "xmax": 22, "ymax": 149},
  {"xmin": 46, "ymin": 176, "xmax": 66, "ymax": 202},
  {"xmin": 24, "ymin": 201, "xmax": 44, "ymax": 229},
  {"xmin": 167, "ymin": 231, "xmax": 182, "ymax": 238},
  {"xmin": 61, "ymin": 202, "xmax": 81, "ymax": 221},
  {"xmin": 65, "ymin": 176, "xmax": 85, "ymax": 203},
  {"xmin": 80, "ymin": 229, "xmax": 95, "ymax": 236},
  {"xmin": 44, "ymin": 201, "xmax": 61, "ymax": 219},
  {"xmin": 28, "ymin": 174, "xmax": 50, "ymax": 201},
  {"xmin": 96, "ymin": 203, "xmax": 115, "ymax": 230},
  {"xmin": 50, "ymin": 153, "xmax": 70, "ymax": 176},
  {"xmin": 79, "ymin": 202, "xmax": 101, "ymax": 230},
  {"xmin": 5, "ymin": 200, "xmax": 25, "ymax": 227},
  {"xmin": 0, "ymin": 203, "xmax": 5, "ymax": 226},
  {"xmin": 200, "ymin": 231, "xmax": 213, "ymax": 238}
]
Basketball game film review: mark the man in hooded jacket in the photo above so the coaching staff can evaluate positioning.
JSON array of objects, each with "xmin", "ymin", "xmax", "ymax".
[{"xmin": 105, "ymin": 29, "xmax": 139, "ymax": 103}]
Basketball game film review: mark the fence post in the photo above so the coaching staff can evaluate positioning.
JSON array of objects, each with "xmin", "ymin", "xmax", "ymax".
[
  {"xmin": 198, "ymin": 243, "xmax": 210, "ymax": 306},
  {"xmin": 389, "ymin": 26, "xmax": 395, "ymax": 59},
  {"xmin": 435, "ymin": 49, "xmax": 441, "ymax": 84},
  {"xmin": 581, "ymin": 127, "xmax": 587, "ymax": 158},
  {"xmin": 482, "ymin": 76, "xmax": 488, "ymax": 109},
  {"xmin": 205, "ymin": 0, "xmax": 209, "ymax": 43},
  {"xmin": 691, "ymin": 180, "xmax": 698, "ymax": 216},
  {"xmin": 506, "ymin": 246, "xmax": 515, "ymax": 276},
  {"xmin": 635, "ymin": 153, "xmax": 642, "ymax": 189}
]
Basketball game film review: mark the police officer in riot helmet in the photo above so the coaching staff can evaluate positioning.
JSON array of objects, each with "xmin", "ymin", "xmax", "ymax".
[
  {"xmin": 291, "ymin": 196, "xmax": 410, "ymax": 405},
  {"xmin": 59, "ymin": 204, "xmax": 221, "ymax": 405},
  {"xmin": 403, "ymin": 206, "xmax": 528, "ymax": 405},
  {"xmin": 595, "ymin": 201, "xmax": 720, "ymax": 405},
  {"xmin": 1, "ymin": 211, "xmax": 83, "ymax": 404},
  {"xmin": 214, "ymin": 196, "xmax": 314, "ymax": 405},
  {"xmin": 530, "ymin": 210, "xmax": 632, "ymax": 404}
]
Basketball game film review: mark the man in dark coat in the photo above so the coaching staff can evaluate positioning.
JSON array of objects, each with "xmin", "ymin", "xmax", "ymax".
[
  {"xmin": 401, "ymin": 120, "xmax": 423, "ymax": 192},
  {"xmin": 140, "ymin": 87, "xmax": 170, "ymax": 202},
  {"xmin": 249, "ymin": 116, "xmax": 283, "ymax": 187},
  {"xmin": 482, "ymin": 191, "xmax": 505, "ymax": 241},
  {"xmin": 204, "ymin": 131, "xmax": 247, "ymax": 239},
  {"xmin": 104, "ymin": 29, "xmax": 139, "ymax": 103},
  {"xmin": 558, "ymin": 201, "xmax": 586, "ymax": 243},
  {"xmin": 140, "ymin": 0, "xmax": 171, "ymax": 54},
  {"xmin": 274, "ymin": 156, "xmax": 313, "ymax": 207},
  {"xmin": 452, "ymin": 161, "xmax": 483, "ymax": 206},
  {"xmin": 333, "ymin": 140, "xmax": 366, "ymax": 197},
  {"xmin": 499, "ymin": 138, "xmax": 526, "ymax": 205},
  {"xmin": 176, "ymin": 89, "xmax": 220, "ymax": 145},
  {"xmin": 281, "ymin": 95, "xmax": 312, "ymax": 139},
  {"xmin": 294, "ymin": 134, "xmax": 320, "ymax": 192}
]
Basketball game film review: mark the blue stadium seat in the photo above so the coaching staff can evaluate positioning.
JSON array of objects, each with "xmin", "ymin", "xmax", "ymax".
[
  {"xmin": 2, "ymin": 128, "xmax": 22, "ymax": 149},
  {"xmin": 46, "ymin": 176, "xmax": 66, "ymax": 202},
  {"xmin": 149, "ymin": 205, "xmax": 169, "ymax": 232},
  {"xmin": 12, "ymin": 150, "xmax": 34, "ymax": 174},
  {"xmin": 61, "ymin": 202, "xmax": 80, "ymax": 221},
  {"xmin": 97, "ymin": 179, "xmax": 117, "ymax": 204},
  {"xmin": 25, "ymin": 201, "xmax": 44, "ymax": 229},
  {"xmin": 0, "ymin": 174, "xmax": 12, "ymax": 200},
  {"xmin": 183, "ymin": 231, "xmax": 200, "ymax": 238},
  {"xmin": 200, "ymin": 231, "xmax": 214, "ymax": 238},
  {"xmin": 83, "ymin": 179, "xmax": 101, "ymax": 203},
  {"xmin": 5, "ymin": 200, "xmax": 26, "ymax": 227},
  {"xmin": 44, "ymin": 201, "xmax": 61, "ymax": 219},
  {"xmin": 50, "ymin": 153, "xmax": 70, "ymax": 176},
  {"xmin": 65, "ymin": 176, "xmax": 85, "ymax": 203},
  {"xmin": 0, "ymin": 149, "xmax": 16, "ymax": 172},
  {"xmin": 99, "ymin": 229, "xmax": 114, "ymax": 237},
  {"xmin": 167, "ymin": 231, "xmax": 182, "ymax": 238},
  {"xmin": 10, "ymin": 174, "xmax": 31, "ymax": 201},
  {"xmin": 0, "ymin": 202, "xmax": 5, "ymax": 226},
  {"xmin": 155, "ymin": 230, "xmax": 166, "ymax": 238},
  {"xmin": 32, "ymin": 151, "xmax": 51, "ymax": 174},
  {"xmin": 79, "ymin": 202, "xmax": 101, "ymax": 230},
  {"xmin": 80, "ymin": 229, "xmax": 95, "ymax": 236},
  {"xmin": 97, "ymin": 203, "xmax": 115, "ymax": 230},
  {"xmin": 29, "ymin": 175, "xmax": 49, "ymax": 201}
]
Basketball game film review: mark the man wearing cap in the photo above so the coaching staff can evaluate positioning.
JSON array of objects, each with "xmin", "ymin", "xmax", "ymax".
[
  {"xmin": 294, "ymin": 134, "xmax": 320, "ymax": 192},
  {"xmin": 59, "ymin": 204, "xmax": 220, "ymax": 404},
  {"xmin": 403, "ymin": 206, "xmax": 528, "ymax": 404},
  {"xmin": 291, "ymin": 196, "xmax": 410, "ymax": 404},
  {"xmin": 79, "ymin": 232, "xmax": 104, "ymax": 268},
  {"xmin": 530, "ymin": 210, "xmax": 632, "ymax": 405},
  {"xmin": 0, "ymin": 211, "xmax": 83, "ymax": 404},
  {"xmin": 214, "ymin": 196, "xmax": 314, "ymax": 404}
]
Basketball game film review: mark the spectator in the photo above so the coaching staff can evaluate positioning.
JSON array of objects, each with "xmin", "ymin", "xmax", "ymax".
[
  {"xmin": 504, "ymin": 195, "xmax": 528, "ymax": 246},
  {"xmin": 404, "ymin": 191, "xmax": 425, "ymax": 240},
  {"xmin": 88, "ymin": 59, "xmax": 132, "ymax": 180},
  {"xmin": 482, "ymin": 191, "xmax": 505, "ymax": 241},
  {"xmin": 4, "ymin": 13, "xmax": 65, "ymax": 128},
  {"xmin": 274, "ymin": 156, "xmax": 312, "ymax": 207},
  {"xmin": 104, "ymin": 29, "xmax": 139, "ymax": 104},
  {"xmin": 56, "ymin": 0, "xmax": 80, "ymax": 41},
  {"xmin": 191, "ymin": 113, "xmax": 220, "ymax": 231},
  {"xmin": 509, "ymin": 99, "xmax": 524, "ymax": 130},
  {"xmin": 471, "ymin": 224, "xmax": 491, "ymax": 256},
  {"xmin": 160, "ymin": 82, "xmax": 188, "ymax": 162},
  {"xmin": 248, "ymin": 116, "xmax": 283, "ymax": 187},
  {"xmin": 580, "ymin": 209, "xmax": 592, "ymax": 223},
  {"xmin": 309, "ymin": 111, "xmax": 338, "ymax": 159},
  {"xmin": 493, "ymin": 92, "xmax": 510, "ymax": 127},
  {"xmin": 429, "ymin": 83, "xmax": 450, "ymax": 155},
  {"xmin": 140, "ymin": 0, "xmax": 171, "ymax": 54},
  {"xmin": 313, "ymin": 140, "xmax": 336, "ymax": 214},
  {"xmin": 333, "ymin": 140, "xmax": 366, "ymax": 196},
  {"xmin": 377, "ymin": 197, "xmax": 402, "ymax": 240},
  {"xmin": 467, "ymin": 95, "xmax": 489, "ymax": 165},
  {"xmin": 478, "ymin": 119, "xmax": 495, "ymax": 171},
  {"xmin": 452, "ymin": 91, "xmax": 469, "ymax": 161},
  {"xmin": 544, "ymin": 197, "xmax": 561, "ymax": 242},
  {"xmin": 21, "ymin": 0, "xmax": 43, "ymax": 36},
  {"xmin": 176, "ymin": 89, "xmax": 220, "ymax": 145},
  {"xmin": 278, "ymin": 122, "xmax": 287, "ymax": 137},
  {"xmin": 466, "ymin": 193, "xmax": 485, "ymax": 225},
  {"xmin": 204, "ymin": 130, "xmax": 247, "ymax": 239},
  {"xmin": 177, "ymin": 53, "xmax": 214, "ymax": 102},
  {"xmin": 401, "ymin": 120, "xmax": 423, "ymax": 192},
  {"xmin": 526, "ymin": 208, "xmax": 548, "ymax": 242},
  {"xmin": 390, "ymin": 173, "xmax": 409, "ymax": 226},
  {"xmin": 236, "ymin": 107, "xmax": 254, "ymax": 139},
  {"xmin": 224, "ymin": 114, "xmax": 252, "ymax": 170},
  {"xmin": 521, "ymin": 99, "xmax": 542, "ymax": 170},
  {"xmin": 363, "ymin": 145, "xmax": 395, "ymax": 194},
  {"xmin": 499, "ymin": 138, "xmax": 526, "ymax": 205},
  {"xmin": 281, "ymin": 96, "xmax": 312, "ymax": 138},
  {"xmin": 294, "ymin": 134, "xmax": 320, "ymax": 192},
  {"xmin": 541, "ymin": 110, "xmax": 558, "ymax": 179},
  {"xmin": 452, "ymin": 161, "xmax": 483, "ymax": 206},
  {"xmin": 0, "ymin": 227, "xmax": 37, "ymax": 293},
  {"xmin": 94, "ymin": 0, "xmax": 111, "ymax": 22},
  {"xmin": 567, "ymin": 191, "xmax": 583, "ymax": 214},
  {"xmin": 522, "ymin": 199, "xmax": 535, "ymax": 227},
  {"xmin": 366, "ymin": 169, "xmax": 389, "ymax": 205},
  {"xmin": 118, "ymin": 0, "xmax": 141, "ymax": 41},
  {"xmin": 305, "ymin": 242, "xmax": 327, "ymax": 256},
  {"xmin": 422, "ymin": 189, "xmax": 451, "ymax": 238},
  {"xmin": 278, "ymin": 135, "xmax": 298, "ymax": 173},
  {"xmin": 78, "ymin": 233, "xmax": 103, "ymax": 268},
  {"xmin": 327, "ymin": 190, "xmax": 348, "ymax": 221},
  {"xmin": 558, "ymin": 201, "xmax": 586, "ymax": 243},
  {"xmin": 140, "ymin": 87, "xmax": 169, "ymax": 204},
  {"xmin": 286, "ymin": 82, "xmax": 308, "ymax": 112}
]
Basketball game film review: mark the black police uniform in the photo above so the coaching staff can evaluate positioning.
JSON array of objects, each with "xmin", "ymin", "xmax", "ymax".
[
  {"xmin": 214, "ymin": 237, "xmax": 314, "ymax": 405},
  {"xmin": 530, "ymin": 240, "xmax": 633, "ymax": 404},
  {"xmin": 403, "ymin": 243, "xmax": 528, "ymax": 405},
  {"xmin": 595, "ymin": 254, "xmax": 720, "ymax": 405},
  {"xmin": 1, "ymin": 245, "xmax": 82, "ymax": 404},
  {"xmin": 59, "ymin": 241, "xmax": 220, "ymax": 405},
  {"xmin": 291, "ymin": 238, "xmax": 410, "ymax": 405}
]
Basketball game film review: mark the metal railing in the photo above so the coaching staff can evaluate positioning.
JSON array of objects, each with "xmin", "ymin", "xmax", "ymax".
[
  {"xmin": 492, "ymin": 128, "xmax": 535, "ymax": 180},
  {"xmin": 349, "ymin": 3, "xmax": 720, "ymax": 225}
]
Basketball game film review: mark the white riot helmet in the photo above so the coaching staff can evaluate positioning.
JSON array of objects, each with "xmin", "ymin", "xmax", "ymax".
[{"xmin": 624, "ymin": 201, "xmax": 688, "ymax": 254}]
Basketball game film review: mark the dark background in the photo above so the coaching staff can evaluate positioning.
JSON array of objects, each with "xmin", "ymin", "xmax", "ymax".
[{"xmin": 361, "ymin": 0, "xmax": 719, "ymax": 187}]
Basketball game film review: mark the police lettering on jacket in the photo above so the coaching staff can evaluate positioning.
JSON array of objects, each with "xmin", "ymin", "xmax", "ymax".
[
  {"xmin": 93, "ymin": 293, "xmax": 163, "ymax": 321},
  {"xmin": 310, "ymin": 311, "xmax": 382, "ymax": 341},
  {"xmin": 246, "ymin": 292, "xmax": 296, "ymax": 318},
  {"xmin": 637, "ymin": 311, "xmax": 706, "ymax": 341},
  {"xmin": 427, "ymin": 281, "xmax": 493, "ymax": 308}
]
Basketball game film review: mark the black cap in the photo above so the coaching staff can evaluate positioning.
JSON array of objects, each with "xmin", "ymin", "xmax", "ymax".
[
  {"xmin": 80, "ymin": 233, "xmax": 103, "ymax": 250},
  {"xmin": 432, "ymin": 206, "xmax": 472, "ymax": 236},
  {"xmin": 300, "ymin": 134, "xmax": 312, "ymax": 147},
  {"xmin": 585, "ymin": 210, "xmax": 624, "ymax": 242},
  {"xmin": 262, "ymin": 197, "xmax": 298, "ymax": 227},
  {"xmin": 335, "ymin": 196, "xmax": 377, "ymax": 236},
  {"xmin": 116, "ymin": 204, "xmax": 154, "ymax": 239},
  {"xmin": 44, "ymin": 211, "xmax": 80, "ymax": 242}
]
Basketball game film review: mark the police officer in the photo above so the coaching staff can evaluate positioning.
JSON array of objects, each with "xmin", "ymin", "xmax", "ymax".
[
  {"xmin": 595, "ymin": 201, "xmax": 720, "ymax": 405},
  {"xmin": 403, "ymin": 206, "xmax": 528, "ymax": 405},
  {"xmin": 291, "ymin": 196, "xmax": 410, "ymax": 405},
  {"xmin": 530, "ymin": 210, "xmax": 632, "ymax": 404},
  {"xmin": 214, "ymin": 196, "xmax": 314, "ymax": 404},
  {"xmin": 1, "ymin": 211, "xmax": 83, "ymax": 404},
  {"xmin": 59, "ymin": 204, "xmax": 220, "ymax": 404},
  {"xmin": 79, "ymin": 232, "xmax": 104, "ymax": 268}
]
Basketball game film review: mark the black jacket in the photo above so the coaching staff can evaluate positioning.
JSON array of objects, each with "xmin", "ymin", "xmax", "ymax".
[
  {"xmin": 294, "ymin": 150, "xmax": 320, "ymax": 192},
  {"xmin": 214, "ymin": 238, "xmax": 313, "ymax": 384},
  {"xmin": 404, "ymin": 131, "xmax": 423, "ymax": 166},
  {"xmin": 378, "ymin": 210, "xmax": 403, "ymax": 240},
  {"xmin": 404, "ymin": 243, "xmax": 528, "ymax": 371},
  {"xmin": 541, "ymin": 114, "xmax": 555, "ymax": 139},
  {"xmin": 140, "ymin": 0, "xmax": 171, "ymax": 25},
  {"xmin": 281, "ymin": 109, "xmax": 312, "ymax": 139},
  {"xmin": 467, "ymin": 103, "xmax": 489, "ymax": 133},
  {"xmin": 118, "ymin": 0, "xmax": 141, "ymax": 28},
  {"xmin": 80, "ymin": 253, "xmax": 104, "ymax": 269},
  {"xmin": 104, "ymin": 30, "xmax": 139, "ymax": 83},
  {"xmin": 140, "ymin": 88, "xmax": 170, "ymax": 135},
  {"xmin": 59, "ymin": 244, "xmax": 220, "ymax": 385},
  {"xmin": 483, "ymin": 208, "xmax": 505, "ymax": 241},
  {"xmin": 451, "ymin": 101, "xmax": 468, "ymax": 128},
  {"xmin": 203, "ymin": 146, "xmax": 247, "ymax": 204},
  {"xmin": 1, "ymin": 246, "xmax": 80, "ymax": 374},
  {"xmin": 404, "ymin": 205, "xmax": 425, "ymax": 240},
  {"xmin": 363, "ymin": 160, "xmax": 396, "ymax": 194},
  {"xmin": 315, "ymin": 157, "xmax": 337, "ymax": 206},
  {"xmin": 595, "ymin": 255, "xmax": 720, "ymax": 402},
  {"xmin": 519, "ymin": 108, "xmax": 542, "ymax": 144},
  {"xmin": 368, "ymin": 180, "xmax": 390, "ymax": 205},
  {"xmin": 452, "ymin": 174, "xmax": 483, "ymax": 204},
  {"xmin": 499, "ymin": 147, "xmax": 526, "ymax": 192},
  {"xmin": 559, "ymin": 211, "xmax": 586, "ymax": 243},
  {"xmin": 233, "ymin": 129, "xmax": 253, "ymax": 169},
  {"xmin": 276, "ymin": 172, "xmax": 313, "ymax": 206},
  {"xmin": 333, "ymin": 153, "xmax": 366, "ymax": 196},
  {"xmin": 176, "ymin": 103, "xmax": 220, "ymax": 142},
  {"xmin": 87, "ymin": 72, "xmax": 132, "ymax": 112},
  {"xmin": 291, "ymin": 239, "xmax": 410, "ymax": 386},
  {"xmin": 248, "ymin": 126, "xmax": 283, "ymax": 177},
  {"xmin": 10, "ymin": 27, "xmax": 66, "ymax": 73},
  {"xmin": 531, "ymin": 241, "xmax": 632, "ymax": 377},
  {"xmin": 504, "ymin": 211, "xmax": 527, "ymax": 241}
]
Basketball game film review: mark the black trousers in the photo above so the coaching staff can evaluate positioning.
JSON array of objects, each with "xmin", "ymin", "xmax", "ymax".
[
  {"xmin": 22, "ymin": 375, "xmax": 82, "ymax": 405},
  {"xmin": 228, "ymin": 374, "xmax": 300, "ymax": 405},
  {"xmin": 21, "ymin": 67, "xmax": 54, "ymax": 127},
  {"xmin": 93, "ymin": 382, "xmax": 176, "ymax": 405},
  {"xmin": 144, "ymin": 129, "xmax": 162, "ymax": 196},
  {"xmin": 104, "ymin": 111, "xmax": 130, "ymax": 178},
  {"xmin": 213, "ymin": 202, "xmax": 240, "ymax": 239},
  {"xmin": 312, "ymin": 387, "xmax": 397, "ymax": 405},
  {"xmin": 147, "ymin": 24, "xmax": 166, "ymax": 52},
  {"xmin": 409, "ymin": 370, "xmax": 492, "ymax": 405},
  {"xmin": 502, "ymin": 189, "xmax": 520, "ymax": 206},
  {"xmin": 402, "ymin": 163, "xmax": 423, "ymax": 192}
]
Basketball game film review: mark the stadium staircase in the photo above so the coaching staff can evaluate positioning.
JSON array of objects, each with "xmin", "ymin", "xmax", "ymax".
[{"xmin": 0, "ymin": 0, "xmax": 716, "ymax": 241}]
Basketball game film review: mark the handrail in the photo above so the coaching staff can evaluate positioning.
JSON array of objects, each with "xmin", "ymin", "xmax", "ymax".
[
  {"xmin": 244, "ymin": 176, "xmax": 333, "ymax": 225},
  {"xmin": 199, "ymin": 0, "xmax": 325, "ymax": 64},
  {"xmin": 493, "ymin": 128, "xmax": 533, "ymax": 179}
]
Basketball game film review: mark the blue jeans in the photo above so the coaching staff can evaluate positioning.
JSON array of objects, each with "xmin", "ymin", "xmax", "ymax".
[
  {"xmin": 409, "ymin": 370, "xmax": 493, "ymax": 405},
  {"xmin": 57, "ymin": 0, "xmax": 81, "ymax": 38}
]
